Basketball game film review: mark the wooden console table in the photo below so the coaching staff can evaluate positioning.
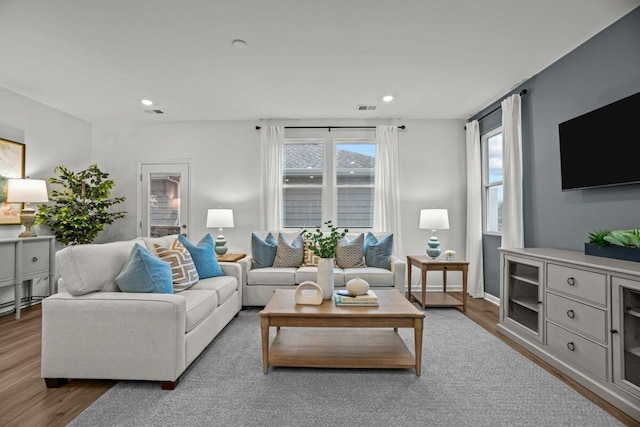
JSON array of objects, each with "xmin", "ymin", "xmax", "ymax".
[
  {"xmin": 406, "ymin": 255, "xmax": 468, "ymax": 312},
  {"xmin": 216, "ymin": 253, "xmax": 246, "ymax": 262}
]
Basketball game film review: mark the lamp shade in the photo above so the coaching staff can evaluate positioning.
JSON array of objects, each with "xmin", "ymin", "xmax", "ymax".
[
  {"xmin": 6, "ymin": 179, "xmax": 49, "ymax": 203},
  {"xmin": 419, "ymin": 209, "xmax": 449, "ymax": 230},
  {"xmin": 206, "ymin": 209, "xmax": 234, "ymax": 228}
]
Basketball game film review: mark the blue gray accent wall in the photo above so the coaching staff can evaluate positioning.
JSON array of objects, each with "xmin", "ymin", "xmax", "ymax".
[{"xmin": 474, "ymin": 6, "xmax": 640, "ymax": 298}]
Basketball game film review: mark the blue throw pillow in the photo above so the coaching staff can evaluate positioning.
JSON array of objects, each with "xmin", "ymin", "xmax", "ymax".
[
  {"xmin": 364, "ymin": 233, "xmax": 393, "ymax": 270},
  {"xmin": 178, "ymin": 234, "xmax": 224, "ymax": 278},
  {"xmin": 251, "ymin": 232, "xmax": 278, "ymax": 268},
  {"xmin": 115, "ymin": 244, "xmax": 173, "ymax": 293}
]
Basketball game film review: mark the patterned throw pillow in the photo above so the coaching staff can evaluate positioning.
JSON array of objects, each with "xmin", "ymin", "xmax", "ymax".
[
  {"xmin": 251, "ymin": 232, "xmax": 278, "ymax": 268},
  {"xmin": 272, "ymin": 233, "xmax": 304, "ymax": 268},
  {"xmin": 302, "ymin": 238, "xmax": 320, "ymax": 266},
  {"xmin": 335, "ymin": 234, "xmax": 365, "ymax": 268},
  {"xmin": 115, "ymin": 244, "xmax": 173, "ymax": 294},
  {"xmin": 154, "ymin": 239, "xmax": 199, "ymax": 291},
  {"xmin": 177, "ymin": 234, "xmax": 224, "ymax": 278},
  {"xmin": 364, "ymin": 233, "xmax": 394, "ymax": 270}
]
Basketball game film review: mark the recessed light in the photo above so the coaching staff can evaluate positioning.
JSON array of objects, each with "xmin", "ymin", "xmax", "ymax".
[
  {"xmin": 141, "ymin": 99, "xmax": 153, "ymax": 106},
  {"xmin": 231, "ymin": 39, "xmax": 248, "ymax": 50},
  {"xmin": 382, "ymin": 95, "xmax": 394, "ymax": 103}
]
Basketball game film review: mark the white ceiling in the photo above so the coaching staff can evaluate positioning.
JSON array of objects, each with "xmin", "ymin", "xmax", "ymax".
[{"xmin": 0, "ymin": 0, "xmax": 637, "ymax": 125}]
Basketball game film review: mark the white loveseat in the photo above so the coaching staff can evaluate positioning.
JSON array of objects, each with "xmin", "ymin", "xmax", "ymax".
[
  {"xmin": 241, "ymin": 231, "xmax": 405, "ymax": 307},
  {"xmin": 41, "ymin": 234, "xmax": 242, "ymax": 390}
]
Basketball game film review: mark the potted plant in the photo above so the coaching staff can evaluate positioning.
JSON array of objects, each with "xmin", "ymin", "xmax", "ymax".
[
  {"xmin": 35, "ymin": 164, "xmax": 127, "ymax": 245},
  {"xmin": 585, "ymin": 228, "xmax": 640, "ymax": 262},
  {"xmin": 302, "ymin": 220, "xmax": 348, "ymax": 299}
]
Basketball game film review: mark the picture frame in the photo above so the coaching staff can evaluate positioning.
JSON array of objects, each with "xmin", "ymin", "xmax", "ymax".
[{"xmin": 0, "ymin": 138, "xmax": 26, "ymax": 225}]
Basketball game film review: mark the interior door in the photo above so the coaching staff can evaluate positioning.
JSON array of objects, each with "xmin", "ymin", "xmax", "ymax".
[{"xmin": 139, "ymin": 162, "xmax": 190, "ymax": 238}]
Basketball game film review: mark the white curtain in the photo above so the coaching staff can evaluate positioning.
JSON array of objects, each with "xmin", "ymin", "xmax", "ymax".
[
  {"xmin": 259, "ymin": 126, "xmax": 285, "ymax": 230},
  {"xmin": 501, "ymin": 94, "xmax": 524, "ymax": 248},
  {"xmin": 373, "ymin": 125, "xmax": 403, "ymax": 258},
  {"xmin": 465, "ymin": 120, "xmax": 485, "ymax": 298}
]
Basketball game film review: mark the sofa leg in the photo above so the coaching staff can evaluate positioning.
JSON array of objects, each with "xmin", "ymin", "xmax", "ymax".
[
  {"xmin": 44, "ymin": 378, "xmax": 69, "ymax": 388},
  {"xmin": 161, "ymin": 379, "xmax": 178, "ymax": 390}
]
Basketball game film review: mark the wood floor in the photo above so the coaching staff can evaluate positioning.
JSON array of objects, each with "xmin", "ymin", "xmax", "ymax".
[{"xmin": 0, "ymin": 295, "xmax": 637, "ymax": 427}]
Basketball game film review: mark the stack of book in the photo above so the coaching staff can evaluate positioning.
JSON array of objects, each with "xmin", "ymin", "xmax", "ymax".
[{"xmin": 334, "ymin": 290, "xmax": 379, "ymax": 307}]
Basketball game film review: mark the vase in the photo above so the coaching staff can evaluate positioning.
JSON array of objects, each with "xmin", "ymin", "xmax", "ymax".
[{"xmin": 317, "ymin": 257, "xmax": 335, "ymax": 300}]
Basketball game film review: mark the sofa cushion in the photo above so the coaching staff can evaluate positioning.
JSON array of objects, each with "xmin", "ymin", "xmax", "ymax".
[
  {"xmin": 344, "ymin": 267, "xmax": 395, "ymax": 287},
  {"xmin": 115, "ymin": 244, "xmax": 174, "ymax": 294},
  {"xmin": 140, "ymin": 234, "xmax": 180, "ymax": 255},
  {"xmin": 178, "ymin": 234, "xmax": 224, "ymax": 278},
  {"xmin": 190, "ymin": 275, "xmax": 238, "ymax": 305},
  {"xmin": 154, "ymin": 239, "xmax": 199, "ymax": 291},
  {"xmin": 56, "ymin": 240, "xmax": 139, "ymax": 296},
  {"xmin": 251, "ymin": 232, "xmax": 278, "ymax": 268},
  {"xmin": 302, "ymin": 238, "xmax": 320, "ymax": 266},
  {"xmin": 180, "ymin": 289, "xmax": 219, "ymax": 333},
  {"xmin": 335, "ymin": 233, "xmax": 365, "ymax": 268},
  {"xmin": 295, "ymin": 266, "xmax": 345, "ymax": 286},
  {"xmin": 272, "ymin": 233, "xmax": 304, "ymax": 268},
  {"xmin": 364, "ymin": 232, "xmax": 393, "ymax": 270},
  {"xmin": 247, "ymin": 267, "xmax": 297, "ymax": 285}
]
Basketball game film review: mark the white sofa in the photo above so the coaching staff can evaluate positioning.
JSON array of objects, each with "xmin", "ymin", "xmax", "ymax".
[
  {"xmin": 241, "ymin": 231, "xmax": 405, "ymax": 307},
  {"xmin": 41, "ymin": 234, "xmax": 242, "ymax": 390}
]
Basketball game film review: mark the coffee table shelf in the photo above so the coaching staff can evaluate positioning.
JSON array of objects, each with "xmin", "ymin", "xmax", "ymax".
[
  {"xmin": 259, "ymin": 289, "xmax": 424, "ymax": 375},
  {"xmin": 269, "ymin": 329, "xmax": 416, "ymax": 369}
]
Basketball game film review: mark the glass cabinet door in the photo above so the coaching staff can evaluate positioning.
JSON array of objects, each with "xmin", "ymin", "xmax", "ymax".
[
  {"xmin": 502, "ymin": 256, "xmax": 543, "ymax": 340},
  {"xmin": 612, "ymin": 277, "xmax": 640, "ymax": 398}
]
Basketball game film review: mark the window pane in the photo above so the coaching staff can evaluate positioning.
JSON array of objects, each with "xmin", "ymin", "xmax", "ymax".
[
  {"xmin": 336, "ymin": 143, "xmax": 375, "ymax": 185},
  {"xmin": 487, "ymin": 132, "xmax": 503, "ymax": 184},
  {"xmin": 337, "ymin": 188, "xmax": 373, "ymax": 228},
  {"xmin": 486, "ymin": 184, "xmax": 503, "ymax": 233},
  {"xmin": 284, "ymin": 143, "xmax": 323, "ymax": 185},
  {"xmin": 283, "ymin": 187, "xmax": 322, "ymax": 228}
]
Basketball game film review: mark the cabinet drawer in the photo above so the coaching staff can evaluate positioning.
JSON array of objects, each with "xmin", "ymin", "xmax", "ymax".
[
  {"xmin": 547, "ymin": 322, "xmax": 607, "ymax": 379},
  {"xmin": 0, "ymin": 243, "xmax": 16, "ymax": 283},
  {"xmin": 546, "ymin": 292, "xmax": 607, "ymax": 342},
  {"xmin": 547, "ymin": 263, "xmax": 606, "ymax": 305},
  {"xmin": 21, "ymin": 240, "xmax": 50, "ymax": 276}
]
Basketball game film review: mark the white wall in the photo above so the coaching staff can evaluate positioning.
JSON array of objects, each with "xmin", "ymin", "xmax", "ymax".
[
  {"xmin": 0, "ymin": 87, "xmax": 92, "ymax": 313},
  {"xmin": 92, "ymin": 118, "xmax": 467, "ymax": 290}
]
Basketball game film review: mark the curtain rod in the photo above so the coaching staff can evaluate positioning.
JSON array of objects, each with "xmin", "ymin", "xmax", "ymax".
[
  {"xmin": 255, "ymin": 125, "xmax": 406, "ymax": 131},
  {"xmin": 468, "ymin": 89, "xmax": 528, "ymax": 125}
]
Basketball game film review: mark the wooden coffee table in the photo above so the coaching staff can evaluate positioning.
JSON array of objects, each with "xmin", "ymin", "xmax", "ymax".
[{"xmin": 259, "ymin": 289, "xmax": 425, "ymax": 376}]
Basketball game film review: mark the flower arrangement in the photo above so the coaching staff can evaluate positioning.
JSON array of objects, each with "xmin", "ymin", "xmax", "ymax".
[{"xmin": 302, "ymin": 220, "xmax": 348, "ymax": 258}]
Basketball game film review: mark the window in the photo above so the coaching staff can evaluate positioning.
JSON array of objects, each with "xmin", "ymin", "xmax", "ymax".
[
  {"xmin": 481, "ymin": 127, "xmax": 503, "ymax": 234},
  {"xmin": 282, "ymin": 139, "xmax": 376, "ymax": 229}
]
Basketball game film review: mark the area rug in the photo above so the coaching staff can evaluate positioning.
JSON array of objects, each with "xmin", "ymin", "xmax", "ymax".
[{"xmin": 69, "ymin": 308, "xmax": 623, "ymax": 426}]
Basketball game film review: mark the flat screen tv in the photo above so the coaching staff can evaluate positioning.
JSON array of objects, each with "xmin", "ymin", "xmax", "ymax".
[{"xmin": 558, "ymin": 91, "xmax": 640, "ymax": 191}]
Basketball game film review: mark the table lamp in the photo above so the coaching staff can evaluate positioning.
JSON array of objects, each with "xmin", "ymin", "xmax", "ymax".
[
  {"xmin": 419, "ymin": 208, "xmax": 449, "ymax": 259},
  {"xmin": 6, "ymin": 178, "xmax": 49, "ymax": 238},
  {"xmin": 206, "ymin": 208, "xmax": 234, "ymax": 255}
]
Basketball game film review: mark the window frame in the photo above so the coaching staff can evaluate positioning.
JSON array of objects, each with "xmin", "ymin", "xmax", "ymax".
[
  {"xmin": 281, "ymin": 137, "xmax": 376, "ymax": 230},
  {"xmin": 481, "ymin": 126, "xmax": 503, "ymax": 236}
]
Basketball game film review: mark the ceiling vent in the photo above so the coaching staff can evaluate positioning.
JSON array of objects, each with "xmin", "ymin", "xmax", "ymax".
[
  {"xmin": 357, "ymin": 105, "xmax": 376, "ymax": 111},
  {"xmin": 144, "ymin": 109, "xmax": 164, "ymax": 114}
]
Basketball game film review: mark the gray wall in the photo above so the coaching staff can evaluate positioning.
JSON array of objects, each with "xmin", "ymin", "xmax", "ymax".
[{"xmin": 475, "ymin": 6, "xmax": 640, "ymax": 298}]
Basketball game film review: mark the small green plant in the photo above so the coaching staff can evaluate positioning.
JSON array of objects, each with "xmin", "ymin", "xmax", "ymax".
[
  {"xmin": 604, "ymin": 229, "xmax": 640, "ymax": 248},
  {"xmin": 35, "ymin": 164, "xmax": 126, "ymax": 245},
  {"xmin": 589, "ymin": 228, "xmax": 640, "ymax": 248},
  {"xmin": 588, "ymin": 230, "xmax": 610, "ymax": 247},
  {"xmin": 302, "ymin": 220, "xmax": 348, "ymax": 258}
]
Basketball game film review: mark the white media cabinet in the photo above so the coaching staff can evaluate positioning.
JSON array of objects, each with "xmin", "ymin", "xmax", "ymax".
[{"xmin": 498, "ymin": 247, "xmax": 640, "ymax": 421}]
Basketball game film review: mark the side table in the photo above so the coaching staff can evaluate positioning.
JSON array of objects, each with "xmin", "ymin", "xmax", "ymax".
[
  {"xmin": 406, "ymin": 255, "xmax": 469, "ymax": 312},
  {"xmin": 216, "ymin": 253, "xmax": 246, "ymax": 262}
]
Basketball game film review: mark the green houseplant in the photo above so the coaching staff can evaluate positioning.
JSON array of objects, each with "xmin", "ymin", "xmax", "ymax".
[
  {"xmin": 302, "ymin": 220, "xmax": 348, "ymax": 258},
  {"xmin": 586, "ymin": 228, "xmax": 640, "ymax": 262},
  {"xmin": 302, "ymin": 220, "xmax": 348, "ymax": 299},
  {"xmin": 35, "ymin": 164, "xmax": 126, "ymax": 245}
]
